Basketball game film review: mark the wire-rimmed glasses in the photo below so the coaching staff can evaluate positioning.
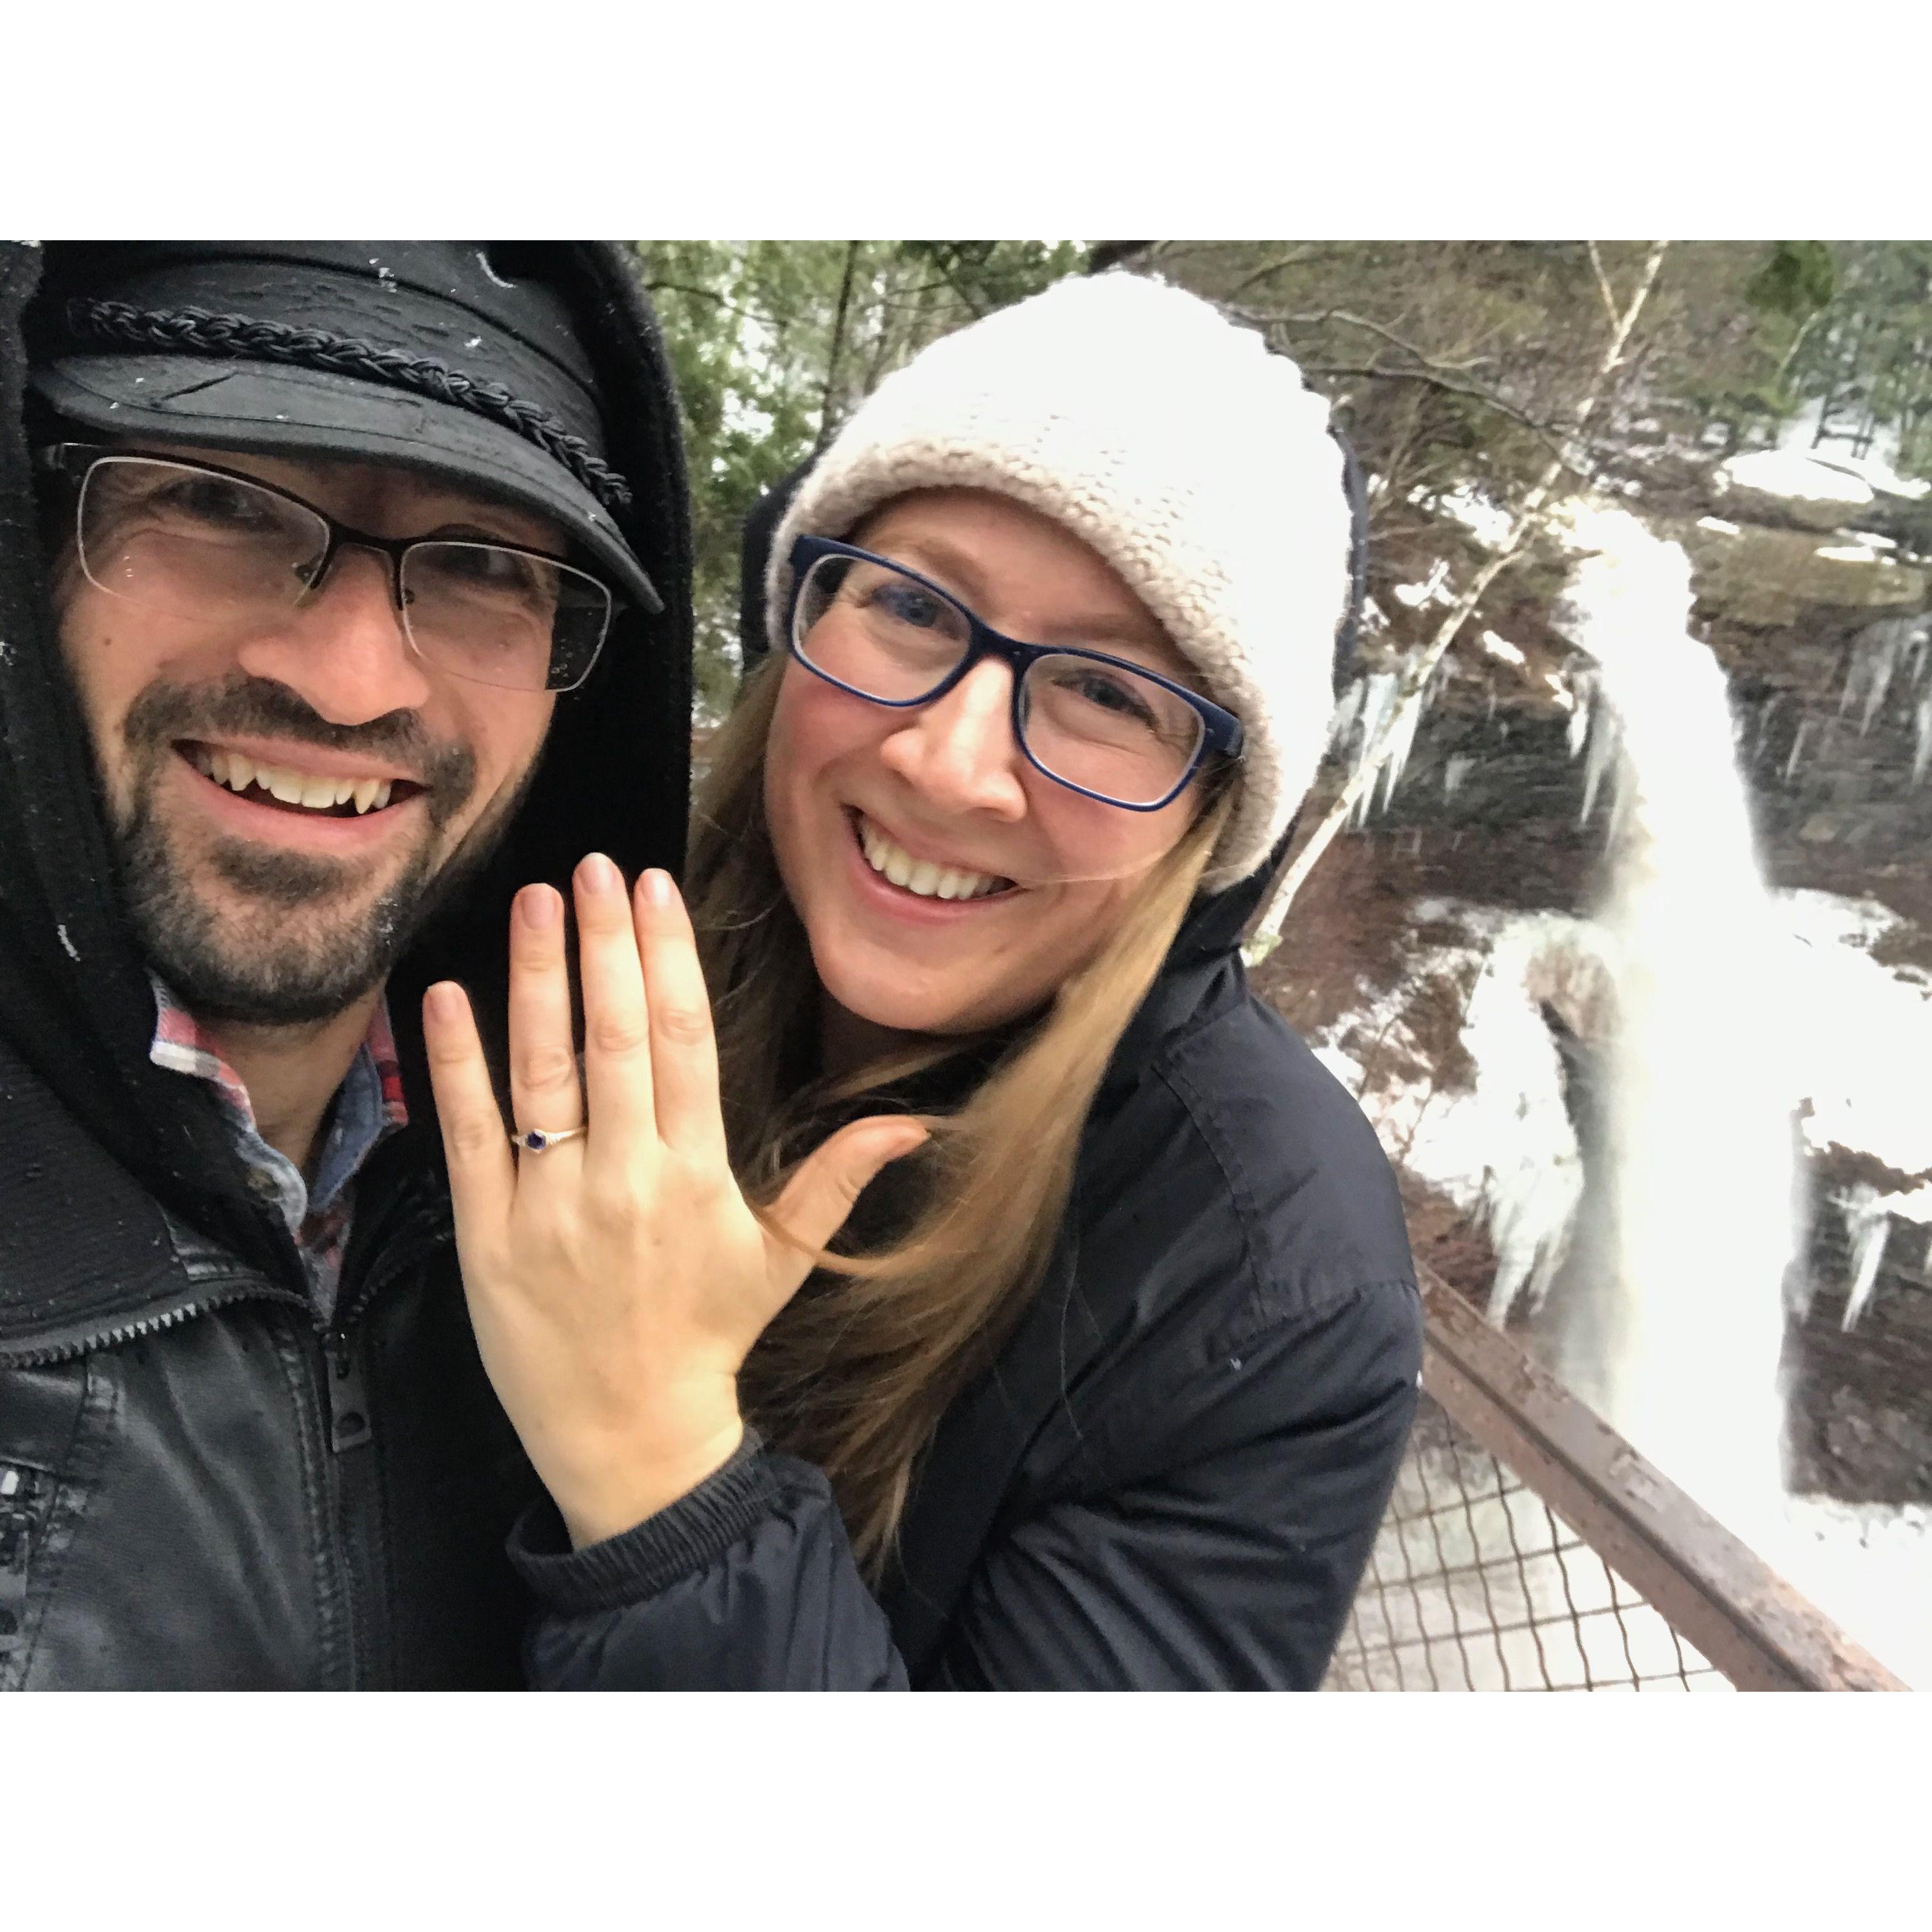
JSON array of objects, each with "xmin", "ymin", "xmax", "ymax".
[
  {"xmin": 786, "ymin": 536, "xmax": 1242, "ymax": 810},
  {"xmin": 39, "ymin": 444, "xmax": 620, "ymax": 694}
]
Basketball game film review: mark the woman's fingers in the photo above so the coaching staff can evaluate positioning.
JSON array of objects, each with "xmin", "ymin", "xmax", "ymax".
[
  {"xmin": 507, "ymin": 882, "xmax": 584, "ymax": 1146},
  {"xmin": 574, "ymin": 852, "xmax": 657, "ymax": 1155},
  {"xmin": 633, "ymin": 868, "xmax": 727, "ymax": 1161},
  {"xmin": 764, "ymin": 1116, "xmax": 929, "ymax": 1298},
  {"xmin": 422, "ymin": 980, "xmax": 516, "ymax": 1236}
]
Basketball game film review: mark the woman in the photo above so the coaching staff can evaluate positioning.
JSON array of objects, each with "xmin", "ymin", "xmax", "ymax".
[{"xmin": 423, "ymin": 273, "xmax": 1421, "ymax": 1689}]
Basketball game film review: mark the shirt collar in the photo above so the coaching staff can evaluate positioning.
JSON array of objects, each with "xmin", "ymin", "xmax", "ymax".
[{"xmin": 147, "ymin": 974, "xmax": 408, "ymax": 1190}]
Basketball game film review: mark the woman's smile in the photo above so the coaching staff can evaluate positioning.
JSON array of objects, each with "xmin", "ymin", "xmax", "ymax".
[{"xmin": 850, "ymin": 808, "xmax": 1016, "ymax": 903}]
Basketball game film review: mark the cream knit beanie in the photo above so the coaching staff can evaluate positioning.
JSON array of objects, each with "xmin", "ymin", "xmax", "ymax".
[{"xmin": 763, "ymin": 272, "xmax": 1353, "ymax": 890}]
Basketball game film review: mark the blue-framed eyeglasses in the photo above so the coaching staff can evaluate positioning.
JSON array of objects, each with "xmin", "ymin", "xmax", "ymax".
[{"xmin": 785, "ymin": 536, "xmax": 1243, "ymax": 811}]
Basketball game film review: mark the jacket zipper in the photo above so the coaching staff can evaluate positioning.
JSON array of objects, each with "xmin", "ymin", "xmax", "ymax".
[
  {"xmin": 0, "ymin": 1278, "xmax": 313, "ymax": 1371},
  {"xmin": 0, "ymin": 1465, "xmax": 44, "ymax": 1657},
  {"xmin": 313, "ymin": 1212, "xmax": 451, "ymax": 1687},
  {"xmin": 324, "ymin": 1328, "xmax": 374, "ymax": 1453}
]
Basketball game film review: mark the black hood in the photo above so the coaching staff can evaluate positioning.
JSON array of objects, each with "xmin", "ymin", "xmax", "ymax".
[{"xmin": 0, "ymin": 241, "xmax": 693, "ymax": 1284}]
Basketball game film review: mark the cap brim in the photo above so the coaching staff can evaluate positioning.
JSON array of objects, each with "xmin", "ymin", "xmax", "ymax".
[{"xmin": 30, "ymin": 352, "xmax": 663, "ymax": 616}]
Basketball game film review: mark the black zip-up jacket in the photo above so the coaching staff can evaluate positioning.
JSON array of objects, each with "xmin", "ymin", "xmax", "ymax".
[
  {"xmin": 0, "ymin": 242, "xmax": 694, "ymax": 1688},
  {"xmin": 505, "ymin": 850, "xmax": 1422, "ymax": 1689}
]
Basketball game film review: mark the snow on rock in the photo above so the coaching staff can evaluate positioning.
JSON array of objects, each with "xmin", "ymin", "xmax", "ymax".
[
  {"xmin": 1478, "ymin": 629, "xmax": 1526, "ymax": 668},
  {"xmin": 1782, "ymin": 891, "xmax": 1932, "ymax": 1328},
  {"xmin": 1438, "ymin": 486, "xmax": 1516, "ymax": 549},
  {"xmin": 1391, "ymin": 561, "xmax": 1453, "ymax": 610},
  {"xmin": 1718, "ymin": 447, "xmax": 1877, "ymax": 531},
  {"xmin": 1772, "ymin": 426, "xmax": 1931, "ymax": 503}
]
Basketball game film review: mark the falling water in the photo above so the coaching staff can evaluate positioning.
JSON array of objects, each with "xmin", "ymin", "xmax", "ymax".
[{"xmin": 1551, "ymin": 506, "xmax": 1797, "ymax": 1535}]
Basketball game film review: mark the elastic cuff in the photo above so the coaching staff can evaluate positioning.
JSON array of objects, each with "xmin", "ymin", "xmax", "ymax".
[{"xmin": 508, "ymin": 1429, "xmax": 781, "ymax": 1616}]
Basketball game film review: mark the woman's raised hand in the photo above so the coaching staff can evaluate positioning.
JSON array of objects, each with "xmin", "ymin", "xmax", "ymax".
[{"xmin": 423, "ymin": 855, "xmax": 925, "ymax": 1550}]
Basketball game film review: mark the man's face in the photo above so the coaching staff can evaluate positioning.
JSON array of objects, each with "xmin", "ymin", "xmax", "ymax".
[{"xmin": 53, "ymin": 445, "xmax": 560, "ymax": 1025}]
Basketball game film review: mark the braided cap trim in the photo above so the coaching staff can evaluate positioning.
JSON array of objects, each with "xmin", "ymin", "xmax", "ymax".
[{"xmin": 63, "ymin": 297, "xmax": 633, "ymax": 513}]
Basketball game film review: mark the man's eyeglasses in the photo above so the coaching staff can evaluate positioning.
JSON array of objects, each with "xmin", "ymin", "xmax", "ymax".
[
  {"xmin": 786, "ymin": 536, "xmax": 1243, "ymax": 812},
  {"xmin": 38, "ymin": 444, "xmax": 621, "ymax": 694}
]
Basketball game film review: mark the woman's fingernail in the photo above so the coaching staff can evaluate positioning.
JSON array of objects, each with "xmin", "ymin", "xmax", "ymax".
[
  {"xmin": 579, "ymin": 853, "xmax": 622, "ymax": 896},
  {"xmin": 639, "ymin": 868, "xmax": 674, "ymax": 907},
  {"xmin": 519, "ymin": 885, "xmax": 559, "ymax": 928}
]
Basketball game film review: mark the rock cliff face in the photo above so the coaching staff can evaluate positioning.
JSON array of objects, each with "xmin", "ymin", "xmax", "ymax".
[{"xmin": 1253, "ymin": 449, "xmax": 1932, "ymax": 1513}]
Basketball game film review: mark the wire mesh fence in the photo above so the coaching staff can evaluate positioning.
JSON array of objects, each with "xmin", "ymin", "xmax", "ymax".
[{"xmin": 1324, "ymin": 1390, "xmax": 1734, "ymax": 1692}]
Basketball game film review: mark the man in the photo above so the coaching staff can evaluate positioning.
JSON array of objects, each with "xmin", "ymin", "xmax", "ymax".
[{"xmin": 0, "ymin": 242, "xmax": 693, "ymax": 1687}]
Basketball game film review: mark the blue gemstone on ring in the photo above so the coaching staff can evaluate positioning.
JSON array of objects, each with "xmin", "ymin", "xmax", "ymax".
[{"xmin": 521, "ymin": 1131, "xmax": 548, "ymax": 1151}]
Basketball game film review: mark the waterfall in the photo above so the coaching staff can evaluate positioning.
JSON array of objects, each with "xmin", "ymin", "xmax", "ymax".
[{"xmin": 1552, "ymin": 506, "xmax": 1798, "ymax": 1533}]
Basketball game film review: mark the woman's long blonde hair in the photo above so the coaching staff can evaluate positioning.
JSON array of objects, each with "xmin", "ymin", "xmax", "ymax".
[{"xmin": 688, "ymin": 656, "xmax": 1233, "ymax": 1577}]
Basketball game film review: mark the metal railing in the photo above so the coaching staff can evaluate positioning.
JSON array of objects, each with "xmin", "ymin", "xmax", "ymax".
[{"xmin": 1325, "ymin": 1271, "xmax": 1907, "ymax": 1692}]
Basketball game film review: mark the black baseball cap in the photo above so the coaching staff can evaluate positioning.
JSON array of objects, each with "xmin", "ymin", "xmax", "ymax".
[{"xmin": 28, "ymin": 241, "xmax": 661, "ymax": 613}]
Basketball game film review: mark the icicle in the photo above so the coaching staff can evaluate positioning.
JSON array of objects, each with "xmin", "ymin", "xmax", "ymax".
[
  {"xmin": 1903, "ymin": 624, "xmax": 1929, "ymax": 689},
  {"xmin": 1327, "ymin": 678, "xmax": 1365, "ymax": 753},
  {"xmin": 1376, "ymin": 679, "xmax": 1426, "ymax": 811},
  {"xmin": 1784, "ymin": 720, "xmax": 1813, "ymax": 784},
  {"xmin": 1862, "ymin": 642, "xmax": 1898, "ymax": 735},
  {"xmin": 1344, "ymin": 670, "xmax": 1399, "ymax": 828},
  {"xmin": 1840, "ymin": 1186, "xmax": 1892, "ymax": 1330},
  {"xmin": 1443, "ymin": 754, "xmax": 1473, "ymax": 800},
  {"xmin": 1839, "ymin": 616, "xmax": 1916, "ymax": 736},
  {"xmin": 1914, "ymin": 693, "xmax": 1932, "ymax": 785},
  {"xmin": 1567, "ymin": 669, "xmax": 1596, "ymax": 759},
  {"xmin": 1580, "ymin": 708, "xmax": 1620, "ymax": 826}
]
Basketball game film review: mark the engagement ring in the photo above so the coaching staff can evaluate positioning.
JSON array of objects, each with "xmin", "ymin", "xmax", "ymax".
[{"xmin": 511, "ymin": 1127, "xmax": 586, "ymax": 1153}]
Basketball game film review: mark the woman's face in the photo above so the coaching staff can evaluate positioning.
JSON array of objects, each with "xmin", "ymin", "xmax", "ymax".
[{"xmin": 763, "ymin": 489, "xmax": 1209, "ymax": 1042}]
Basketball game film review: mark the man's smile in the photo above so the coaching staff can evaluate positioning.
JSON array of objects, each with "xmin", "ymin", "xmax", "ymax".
[
  {"xmin": 169, "ymin": 736, "xmax": 430, "ymax": 855},
  {"xmin": 184, "ymin": 741, "xmax": 419, "ymax": 817}
]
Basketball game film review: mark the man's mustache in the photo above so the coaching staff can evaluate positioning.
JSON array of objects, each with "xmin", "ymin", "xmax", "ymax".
[{"xmin": 121, "ymin": 674, "xmax": 477, "ymax": 819}]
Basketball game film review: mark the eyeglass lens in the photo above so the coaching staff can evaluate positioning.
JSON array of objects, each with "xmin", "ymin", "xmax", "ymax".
[
  {"xmin": 793, "ymin": 551, "xmax": 1204, "ymax": 806},
  {"xmin": 73, "ymin": 455, "xmax": 611, "ymax": 693}
]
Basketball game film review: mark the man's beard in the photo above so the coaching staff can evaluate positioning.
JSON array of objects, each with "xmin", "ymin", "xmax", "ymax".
[{"xmin": 107, "ymin": 674, "xmax": 530, "ymax": 1026}]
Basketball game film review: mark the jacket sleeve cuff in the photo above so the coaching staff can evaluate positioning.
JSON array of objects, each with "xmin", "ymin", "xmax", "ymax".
[{"xmin": 507, "ymin": 1428, "xmax": 783, "ymax": 1615}]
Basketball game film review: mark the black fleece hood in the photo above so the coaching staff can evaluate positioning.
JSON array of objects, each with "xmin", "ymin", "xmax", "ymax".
[{"xmin": 0, "ymin": 241, "xmax": 693, "ymax": 1293}]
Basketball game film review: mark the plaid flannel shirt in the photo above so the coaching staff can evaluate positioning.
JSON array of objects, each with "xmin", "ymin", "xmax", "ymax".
[{"xmin": 148, "ymin": 977, "xmax": 409, "ymax": 1322}]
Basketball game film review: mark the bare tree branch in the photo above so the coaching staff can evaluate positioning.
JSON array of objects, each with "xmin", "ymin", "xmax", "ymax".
[
  {"xmin": 1298, "ymin": 362, "xmax": 1570, "ymax": 452},
  {"xmin": 644, "ymin": 283, "xmax": 769, "ymax": 324},
  {"xmin": 1586, "ymin": 241, "xmax": 1622, "ymax": 334},
  {"xmin": 1242, "ymin": 305, "xmax": 1496, "ymax": 374},
  {"xmin": 1221, "ymin": 251, "xmax": 1326, "ymax": 303}
]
